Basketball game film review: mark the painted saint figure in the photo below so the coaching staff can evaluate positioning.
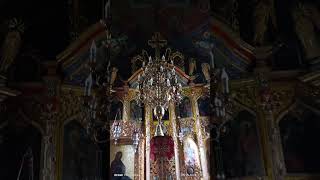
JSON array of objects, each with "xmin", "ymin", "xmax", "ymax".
[{"xmin": 111, "ymin": 151, "xmax": 131, "ymax": 180}]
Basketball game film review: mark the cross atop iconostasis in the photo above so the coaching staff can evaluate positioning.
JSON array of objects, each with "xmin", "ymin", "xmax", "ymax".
[{"xmin": 148, "ymin": 32, "xmax": 167, "ymax": 58}]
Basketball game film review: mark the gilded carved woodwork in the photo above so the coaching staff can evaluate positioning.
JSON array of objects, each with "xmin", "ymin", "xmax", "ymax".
[
  {"xmin": 57, "ymin": 90, "xmax": 86, "ymax": 125},
  {"xmin": 231, "ymin": 84, "xmax": 257, "ymax": 109}
]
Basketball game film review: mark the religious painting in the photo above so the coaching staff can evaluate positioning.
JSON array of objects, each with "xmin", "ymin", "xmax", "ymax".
[
  {"xmin": 62, "ymin": 121, "xmax": 103, "ymax": 180},
  {"xmin": 0, "ymin": 121, "xmax": 42, "ymax": 180},
  {"xmin": 183, "ymin": 137, "xmax": 201, "ymax": 172},
  {"xmin": 197, "ymin": 96, "xmax": 210, "ymax": 117},
  {"xmin": 176, "ymin": 97, "xmax": 193, "ymax": 118},
  {"xmin": 279, "ymin": 108, "xmax": 320, "ymax": 173},
  {"xmin": 220, "ymin": 111, "xmax": 264, "ymax": 177},
  {"xmin": 110, "ymin": 145, "xmax": 135, "ymax": 180},
  {"xmin": 130, "ymin": 100, "xmax": 143, "ymax": 121},
  {"xmin": 110, "ymin": 98, "xmax": 123, "ymax": 120}
]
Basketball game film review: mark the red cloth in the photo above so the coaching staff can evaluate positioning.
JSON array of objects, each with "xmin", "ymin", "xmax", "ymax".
[{"xmin": 150, "ymin": 136, "xmax": 174, "ymax": 161}]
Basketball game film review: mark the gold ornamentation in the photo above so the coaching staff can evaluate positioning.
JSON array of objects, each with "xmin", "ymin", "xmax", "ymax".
[
  {"xmin": 232, "ymin": 85, "xmax": 257, "ymax": 109},
  {"xmin": 170, "ymin": 51, "xmax": 185, "ymax": 72},
  {"xmin": 57, "ymin": 90, "xmax": 85, "ymax": 125}
]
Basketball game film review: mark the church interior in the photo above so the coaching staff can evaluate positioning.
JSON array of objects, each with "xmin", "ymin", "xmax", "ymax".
[{"xmin": 0, "ymin": 0, "xmax": 320, "ymax": 180}]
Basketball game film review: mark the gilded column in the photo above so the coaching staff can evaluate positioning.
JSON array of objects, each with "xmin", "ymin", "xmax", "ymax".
[
  {"xmin": 169, "ymin": 102, "xmax": 181, "ymax": 180},
  {"xmin": 254, "ymin": 47, "xmax": 285, "ymax": 180},
  {"xmin": 41, "ymin": 61, "xmax": 60, "ymax": 180},
  {"xmin": 41, "ymin": 108, "xmax": 57, "ymax": 180},
  {"xmin": 190, "ymin": 89, "xmax": 209, "ymax": 180},
  {"xmin": 145, "ymin": 106, "xmax": 151, "ymax": 180},
  {"xmin": 139, "ymin": 138, "xmax": 145, "ymax": 180},
  {"xmin": 122, "ymin": 93, "xmax": 130, "ymax": 121}
]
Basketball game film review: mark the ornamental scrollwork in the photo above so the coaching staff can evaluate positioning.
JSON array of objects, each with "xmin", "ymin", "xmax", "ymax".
[
  {"xmin": 57, "ymin": 90, "xmax": 86, "ymax": 124},
  {"xmin": 232, "ymin": 85, "xmax": 257, "ymax": 109}
]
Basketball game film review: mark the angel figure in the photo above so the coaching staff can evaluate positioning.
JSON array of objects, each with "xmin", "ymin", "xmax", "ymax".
[
  {"xmin": 252, "ymin": 0, "xmax": 277, "ymax": 46},
  {"xmin": 0, "ymin": 18, "xmax": 24, "ymax": 74}
]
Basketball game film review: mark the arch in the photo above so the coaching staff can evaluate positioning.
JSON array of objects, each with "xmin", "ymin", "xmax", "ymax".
[
  {"xmin": 61, "ymin": 118, "xmax": 102, "ymax": 180},
  {"xmin": 18, "ymin": 109, "xmax": 45, "ymax": 135},
  {"xmin": 229, "ymin": 100, "xmax": 257, "ymax": 120},
  {"xmin": 276, "ymin": 100, "xmax": 320, "ymax": 124},
  {"xmin": 63, "ymin": 114, "xmax": 82, "ymax": 127},
  {"xmin": 1, "ymin": 110, "xmax": 43, "ymax": 180},
  {"xmin": 278, "ymin": 103, "xmax": 320, "ymax": 173},
  {"xmin": 183, "ymin": 137, "xmax": 201, "ymax": 168},
  {"xmin": 276, "ymin": 102, "xmax": 298, "ymax": 124},
  {"xmin": 220, "ymin": 109, "xmax": 265, "ymax": 178}
]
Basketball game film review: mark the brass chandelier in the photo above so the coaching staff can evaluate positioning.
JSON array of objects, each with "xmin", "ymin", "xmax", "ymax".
[{"xmin": 136, "ymin": 33, "xmax": 183, "ymax": 135}]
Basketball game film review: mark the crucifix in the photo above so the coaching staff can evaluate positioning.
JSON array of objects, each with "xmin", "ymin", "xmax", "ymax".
[{"xmin": 148, "ymin": 32, "xmax": 167, "ymax": 59}]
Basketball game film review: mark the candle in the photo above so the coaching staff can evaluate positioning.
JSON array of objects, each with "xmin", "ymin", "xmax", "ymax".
[{"xmin": 221, "ymin": 68, "xmax": 229, "ymax": 94}]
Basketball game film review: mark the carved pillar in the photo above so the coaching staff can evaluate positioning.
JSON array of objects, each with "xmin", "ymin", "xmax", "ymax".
[
  {"xmin": 41, "ymin": 61, "xmax": 60, "ymax": 180},
  {"xmin": 138, "ymin": 138, "xmax": 145, "ymax": 180},
  {"xmin": 190, "ymin": 89, "xmax": 209, "ymax": 180},
  {"xmin": 254, "ymin": 47, "xmax": 285, "ymax": 180},
  {"xmin": 169, "ymin": 102, "xmax": 181, "ymax": 180},
  {"xmin": 145, "ymin": 106, "xmax": 151, "ymax": 180},
  {"xmin": 122, "ymin": 86, "xmax": 131, "ymax": 122},
  {"xmin": 41, "ymin": 112, "xmax": 57, "ymax": 180}
]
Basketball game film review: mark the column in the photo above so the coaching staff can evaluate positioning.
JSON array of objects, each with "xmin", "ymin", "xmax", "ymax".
[
  {"xmin": 191, "ymin": 94, "xmax": 209, "ymax": 180},
  {"xmin": 122, "ymin": 97, "xmax": 130, "ymax": 121},
  {"xmin": 41, "ymin": 61, "xmax": 60, "ymax": 180},
  {"xmin": 263, "ymin": 109, "xmax": 286, "ymax": 180},
  {"xmin": 41, "ymin": 116, "xmax": 57, "ymax": 180},
  {"xmin": 254, "ymin": 47, "xmax": 285, "ymax": 180},
  {"xmin": 169, "ymin": 103, "xmax": 181, "ymax": 180},
  {"xmin": 145, "ymin": 106, "xmax": 151, "ymax": 180}
]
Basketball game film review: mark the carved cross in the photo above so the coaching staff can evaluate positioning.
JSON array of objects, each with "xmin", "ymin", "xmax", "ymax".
[{"xmin": 148, "ymin": 32, "xmax": 167, "ymax": 58}]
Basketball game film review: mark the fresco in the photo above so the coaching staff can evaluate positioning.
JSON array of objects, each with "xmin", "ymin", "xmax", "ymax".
[
  {"xmin": 110, "ymin": 145, "xmax": 135, "ymax": 180},
  {"xmin": 183, "ymin": 137, "xmax": 200, "ymax": 168},
  {"xmin": 279, "ymin": 109, "xmax": 320, "ymax": 173},
  {"xmin": 62, "ymin": 121, "xmax": 102, "ymax": 180},
  {"xmin": 110, "ymin": 98, "xmax": 123, "ymax": 120},
  {"xmin": 220, "ymin": 111, "xmax": 264, "ymax": 177},
  {"xmin": 130, "ymin": 100, "xmax": 143, "ymax": 121},
  {"xmin": 176, "ymin": 97, "xmax": 193, "ymax": 118},
  {"xmin": 197, "ymin": 96, "xmax": 210, "ymax": 117}
]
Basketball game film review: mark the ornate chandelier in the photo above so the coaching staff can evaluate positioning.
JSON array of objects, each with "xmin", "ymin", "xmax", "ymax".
[
  {"xmin": 135, "ymin": 33, "xmax": 182, "ymax": 135},
  {"xmin": 137, "ymin": 56, "xmax": 182, "ymax": 112}
]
